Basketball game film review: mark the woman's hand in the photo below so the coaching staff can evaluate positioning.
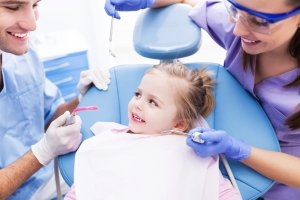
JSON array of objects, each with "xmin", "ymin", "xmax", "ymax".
[
  {"xmin": 187, "ymin": 128, "xmax": 251, "ymax": 160},
  {"xmin": 105, "ymin": 0, "xmax": 155, "ymax": 19}
]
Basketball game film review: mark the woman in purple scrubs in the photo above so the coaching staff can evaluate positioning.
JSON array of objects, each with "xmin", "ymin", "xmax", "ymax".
[{"xmin": 104, "ymin": 0, "xmax": 300, "ymax": 199}]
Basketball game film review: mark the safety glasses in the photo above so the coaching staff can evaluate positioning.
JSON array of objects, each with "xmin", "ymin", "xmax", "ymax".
[{"xmin": 224, "ymin": 0, "xmax": 300, "ymax": 34}]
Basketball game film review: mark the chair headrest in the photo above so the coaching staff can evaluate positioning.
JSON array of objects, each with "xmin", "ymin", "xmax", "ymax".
[{"xmin": 133, "ymin": 4, "xmax": 201, "ymax": 60}]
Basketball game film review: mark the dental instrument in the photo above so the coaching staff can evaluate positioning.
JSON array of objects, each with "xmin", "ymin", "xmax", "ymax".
[
  {"xmin": 161, "ymin": 129, "xmax": 242, "ymax": 196},
  {"xmin": 65, "ymin": 106, "xmax": 100, "ymax": 125},
  {"xmin": 54, "ymin": 106, "xmax": 99, "ymax": 200},
  {"xmin": 161, "ymin": 129, "xmax": 205, "ymax": 143},
  {"xmin": 109, "ymin": 6, "xmax": 116, "ymax": 58}
]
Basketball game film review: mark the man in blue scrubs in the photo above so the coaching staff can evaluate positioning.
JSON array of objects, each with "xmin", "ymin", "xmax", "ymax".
[{"xmin": 0, "ymin": 0, "xmax": 108, "ymax": 199}]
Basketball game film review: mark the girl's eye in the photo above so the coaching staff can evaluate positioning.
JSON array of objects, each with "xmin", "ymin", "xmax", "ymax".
[
  {"xmin": 149, "ymin": 99, "xmax": 158, "ymax": 107},
  {"xmin": 134, "ymin": 92, "xmax": 141, "ymax": 98}
]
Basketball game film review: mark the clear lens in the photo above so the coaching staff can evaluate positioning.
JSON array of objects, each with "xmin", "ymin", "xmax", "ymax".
[
  {"xmin": 224, "ymin": 0, "xmax": 238, "ymax": 21},
  {"xmin": 224, "ymin": 0, "xmax": 273, "ymax": 34},
  {"xmin": 247, "ymin": 15, "xmax": 272, "ymax": 33}
]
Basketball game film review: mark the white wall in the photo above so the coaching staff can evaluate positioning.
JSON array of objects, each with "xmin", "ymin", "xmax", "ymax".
[{"xmin": 34, "ymin": 0, "xmax": 226, "ymax": 68}]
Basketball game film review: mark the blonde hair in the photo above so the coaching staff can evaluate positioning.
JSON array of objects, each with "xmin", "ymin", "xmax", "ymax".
[{"xmin": 147, "ymin": 62, "xmax": 215, "ymax": 131}]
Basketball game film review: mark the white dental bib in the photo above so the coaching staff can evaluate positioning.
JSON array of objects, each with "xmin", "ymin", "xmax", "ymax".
[{"xmin": 74, "ymin": 122, "xmax": 219, "ymax": 200}]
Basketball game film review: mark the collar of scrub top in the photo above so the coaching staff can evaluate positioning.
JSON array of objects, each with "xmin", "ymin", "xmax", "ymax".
[{"xmin": 226, "ymin": 0, "xmax": 300, "ymax": 23}]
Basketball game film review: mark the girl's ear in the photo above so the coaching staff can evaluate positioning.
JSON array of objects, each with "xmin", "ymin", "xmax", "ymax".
[{"xmin": 173, "ymin": 119, "xmax": 189, "ymax": 132}]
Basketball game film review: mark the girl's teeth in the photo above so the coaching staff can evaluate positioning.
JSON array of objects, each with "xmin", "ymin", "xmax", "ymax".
[
  {"xmin": 133, "ymin": 114, "xmax": 144, "ymax": 122},
  {"xmin": 134, "ymin": 114, "xmax": 141, "ymax": 122}
]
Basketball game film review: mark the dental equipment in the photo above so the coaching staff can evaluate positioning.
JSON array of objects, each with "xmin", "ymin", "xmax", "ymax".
[
  {"xmin": 54, "ymin": 106, "xmax": 99, "ymax": 200},
  {"xmin": 161, "ymin": 129, "xmax": 242, "ymax": 196},
  {"xmin": 65, "ymin": 106, "xmax": 100, "ymax": 125},
  {"xmin": 161, "ymin": 129, "xmax": 205, "ymax": 143},
  {"xmin": 109, "ymin": 6, "xmax": 116, "ymax": 58}
]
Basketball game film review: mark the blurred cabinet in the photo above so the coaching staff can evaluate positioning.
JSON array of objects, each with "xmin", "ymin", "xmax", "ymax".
[
  {"xmin": 32, "ymin": 30, "xmax": 89, "ymax": 102},
  {"xmin": 43, "ymin": 51, "xmax": 89, "ymax": 102}
]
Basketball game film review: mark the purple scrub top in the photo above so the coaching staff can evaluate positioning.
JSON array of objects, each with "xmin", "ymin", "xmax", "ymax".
[{"xmin": 189, "ymin": 0, "xmax": 300, "ymax": 199}]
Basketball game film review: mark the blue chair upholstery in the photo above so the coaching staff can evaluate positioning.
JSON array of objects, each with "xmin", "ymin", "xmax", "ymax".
[
  {"xmin": 134, "ymin": 4, "xmax": 201, "ymax": 60},
  {"xmin": 58, "ymin": 4, "xmax": 280, "ymax": 200}
]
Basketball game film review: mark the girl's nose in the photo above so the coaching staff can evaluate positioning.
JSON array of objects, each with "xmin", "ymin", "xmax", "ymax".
[{"xmin": 135, "ymin": 99, "xmax": 143, "ymax": 111}]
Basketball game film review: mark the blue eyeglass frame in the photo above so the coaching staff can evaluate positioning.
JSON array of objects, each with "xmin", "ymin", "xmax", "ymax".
[{"xmin": 227, "ymin": 0, "xmax": 300, "ymax": 23}]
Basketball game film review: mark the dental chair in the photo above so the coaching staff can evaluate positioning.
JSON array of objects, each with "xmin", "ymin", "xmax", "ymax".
[{"xmin": 58, "ymin": 4, "xmax": 280, "ymax": 200}]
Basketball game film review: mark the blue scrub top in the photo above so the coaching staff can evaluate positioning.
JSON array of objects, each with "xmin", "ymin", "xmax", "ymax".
[{"xmin": 0, "ymin": 48, "xmax": 64, "ymax": 199}]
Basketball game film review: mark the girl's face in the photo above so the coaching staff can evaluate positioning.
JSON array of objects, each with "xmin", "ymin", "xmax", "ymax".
[
  {"xmin": 127, "ymin": 70, "xmax": 185, "ymax": 134},
  {"xmin": 232, "ymin": 0, "xmax": 300, "ymax": 55},
  {"xmin": 0, "ymin": 0, "xmax": 39, "ymax": 55}
]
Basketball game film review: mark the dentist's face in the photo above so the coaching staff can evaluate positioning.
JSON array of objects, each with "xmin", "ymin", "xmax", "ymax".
[
  {"xmin": 0, "ymin": 0, "xmax": 40, "ymax": 55},
  {"xmin": 127, "ymin": 70, "xmax": 181, "ymax": 135},
  {"xmin": 233, "ymin": 0, "xmax": 300, "ymax": 55}
]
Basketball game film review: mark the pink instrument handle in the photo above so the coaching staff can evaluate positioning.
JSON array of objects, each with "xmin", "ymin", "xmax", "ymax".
[{"xmin": 72, "ymin": 106, "xmax": 99, "ymax": 115}]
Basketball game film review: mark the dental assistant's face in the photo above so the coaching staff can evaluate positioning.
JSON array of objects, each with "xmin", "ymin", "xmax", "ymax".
[
  {"xmin": 233, "ymin": 0, "xmax": 300, "ymax": 55},
  {"xmin": 127, "ymin": 70, "xmax": 181, "ymax": 135},
  {"xmin": 0, "ymin": 0, "xmax": 40, "ymax": 55}
]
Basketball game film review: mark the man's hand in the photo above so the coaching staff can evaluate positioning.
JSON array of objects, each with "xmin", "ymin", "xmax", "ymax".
[
  {"xmin": 31, "ymin": 111, "xmax": 82, "ymax": 165},
  {"xmin": 77, "ymin": 68, "xmax": 110, "ymax": 98}
]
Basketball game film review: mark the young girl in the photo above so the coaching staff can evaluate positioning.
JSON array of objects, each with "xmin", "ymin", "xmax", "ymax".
[
  {"xmin": 105, "ymin": 0, "xmax": 300, "ymax": 198},
  {"xmin": 64, "ymin": 62, "xmax": 241, "ymax": 200}
]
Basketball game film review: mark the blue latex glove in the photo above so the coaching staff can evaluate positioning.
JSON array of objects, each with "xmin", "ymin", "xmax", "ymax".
[
  {"xmin": 186, "ymin": 128, "xmax": 251, "ymax": 160},
  {"xmin": 105, "ymin": 0, "xmax": 156, "ymax": 19}
]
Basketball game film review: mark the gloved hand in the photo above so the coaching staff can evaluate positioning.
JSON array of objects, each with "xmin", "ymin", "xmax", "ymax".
[
  {"xmin": 105, "ymin": 0, "xmax": 156, "ymax": 19},
  {"xmin": 77, "ymin": 68, "xmax": 110, "ymax": 98},
  {"xmin": 186, "ymin": 128, "xmax": 251, "ymax": 160},
  {"xmin": 31, "ymin": 111, "xmax": 82, "ymax": 165}
]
